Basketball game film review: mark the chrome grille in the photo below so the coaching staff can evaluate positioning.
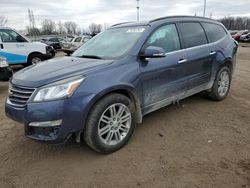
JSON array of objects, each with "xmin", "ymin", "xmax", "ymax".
[{"xmin": 8, "ymin": 84, "xmax": 35, "ymax": 107}]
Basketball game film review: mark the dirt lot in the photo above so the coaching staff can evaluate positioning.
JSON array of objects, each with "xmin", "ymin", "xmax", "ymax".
[{"xmin": 0, "ymin": 46, "xmax": 250, "ymax": 188}]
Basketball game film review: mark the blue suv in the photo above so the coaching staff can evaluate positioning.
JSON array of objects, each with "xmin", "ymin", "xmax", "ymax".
[{"xmin": 5, "ymin": 16, "xmax": 238, "ymax": 153}]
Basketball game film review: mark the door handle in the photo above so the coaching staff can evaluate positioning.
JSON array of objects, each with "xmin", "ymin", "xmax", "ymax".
[
  {"xmin": 209, "ymin": 51, "xmax": 216, "ymax": 55},
  {"xmin": 0, "ymin": 44, "xmax": 3, "ymax": 49},
  {"xmin": 178, "ymin": 59, "xmax": 188, "ymax": 64}
]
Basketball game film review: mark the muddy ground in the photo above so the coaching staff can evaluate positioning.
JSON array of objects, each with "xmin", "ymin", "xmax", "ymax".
[{"xmin": 0, "ymin": 46, "xmax": 250, "ymax": 188}]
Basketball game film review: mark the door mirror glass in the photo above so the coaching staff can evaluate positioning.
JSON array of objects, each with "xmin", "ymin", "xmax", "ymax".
[{"xmin": 141, "ymin": 46, "xmax": 166, "ymax": 58}]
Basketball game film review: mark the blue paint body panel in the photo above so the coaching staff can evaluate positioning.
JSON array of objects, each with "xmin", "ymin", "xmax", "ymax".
[
  {"xmin": 5, "ymin": 16, "xmax": 238, "ymax": 144},
  {"xmin": 0, "ymin": 51, "xmax": 27, "ymax": 64}
]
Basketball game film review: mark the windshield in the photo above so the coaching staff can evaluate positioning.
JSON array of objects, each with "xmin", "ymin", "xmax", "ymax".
[{"xmin": 72, "ymin": 26, "xmax": 147, "ymax": 59}]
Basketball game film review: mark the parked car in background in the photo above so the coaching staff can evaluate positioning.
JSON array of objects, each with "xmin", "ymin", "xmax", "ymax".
[
  {"xmin": 40, "ymin": 37, "xmax": 62, "ymax": 50},
  {"xmin": 62, "ymin": 36, "xmax": 74, "ymax": 42},
  {"xmin": 5, "ymin": 16, "xmax": 237, "ymax": 154},
  {"xmin": 0, "ymin": 57, "xmax": 12, "ymax": 81},
  {"xmin": 0, "ymin": 27, "xmax": 55, "ymax": 66},
  {"xmin": 232, "ymin": 30, "xmax": 249, "ymax": 41},
  {"xmin": 62, "ymin": 35, "xmax": 91, "ymax": 55},
  {"xmin": 229, "ymin": 31, "xmax": 238, "ymax": 36},
  {"xmin": 240, "ymin": 32, "xmax": 250, "ymax": 42}
]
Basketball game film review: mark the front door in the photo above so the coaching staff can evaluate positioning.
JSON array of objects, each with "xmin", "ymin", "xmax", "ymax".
[
  {"xmin": 0, "ymin": 29, "xmax": 29, "ymax": 64},
  {"xmin": 139, "ymin": 23, "xmax": 188, "ymax": 112}
]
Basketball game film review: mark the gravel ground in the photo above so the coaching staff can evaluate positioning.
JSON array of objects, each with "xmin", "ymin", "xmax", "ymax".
[{"xmin": 0, "ymin": 46, "xmax": 250, "ymax": 188}]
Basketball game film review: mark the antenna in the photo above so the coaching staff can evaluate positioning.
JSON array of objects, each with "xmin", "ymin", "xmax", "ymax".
[{"xmin": 136, "ymin": 0, "xmax": 140, "ymax": 21}]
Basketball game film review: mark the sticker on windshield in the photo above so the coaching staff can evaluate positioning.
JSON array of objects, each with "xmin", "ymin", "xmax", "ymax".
[{"xmin": 126, "ymin": 28, "xmax": 145, "ymax": 33}]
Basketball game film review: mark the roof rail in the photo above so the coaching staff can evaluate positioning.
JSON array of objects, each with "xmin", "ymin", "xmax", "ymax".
[
  {"xmin": 149, "ymin": 15, "xmax": 214, "ymax": 23},
  {"xmin": 111, "ymin": 22, "xmax": 134, "ymax": 27}
]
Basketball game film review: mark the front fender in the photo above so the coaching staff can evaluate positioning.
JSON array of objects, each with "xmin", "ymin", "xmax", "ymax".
[{"xmin": 86, "ymin": 84, "xmax": 143, "ymax": 124}]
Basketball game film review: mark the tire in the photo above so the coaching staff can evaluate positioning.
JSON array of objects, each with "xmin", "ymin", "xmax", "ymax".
[
  {"xmin": 25, "ymin": 53, "xmax": 43, "ymax": 67},
  {"xmin": 0, "ymin": 67, "xmax": 12, "ymax": 81},
  {"xmin": 207, "ymin": 66, "xmax": 232, "ymax": 101},
  {"xmin": 84, "ymin": 94, "xmax": 136, "ymax": 154}
]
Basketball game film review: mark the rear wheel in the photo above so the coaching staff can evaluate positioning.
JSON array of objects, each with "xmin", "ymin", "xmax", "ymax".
[
  {"xmin": 84, "ymin": 94, "xmax": 136, "ymax": 154},
  {"xmin": 207, "ymin": 66, "xmax": 231, "ymax": 101}
]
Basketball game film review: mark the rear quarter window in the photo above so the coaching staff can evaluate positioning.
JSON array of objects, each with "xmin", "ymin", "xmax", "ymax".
[
  {"xmin": 74, "ymin": 37, "xmax": 82, "ymax": 42},
  {"xmin": 202, "ymin": 22, "xmax": 227, "ymax": 43},
  {"xmin": 178, "ymin": 22, "xmax": 207, "ymax": 48}
]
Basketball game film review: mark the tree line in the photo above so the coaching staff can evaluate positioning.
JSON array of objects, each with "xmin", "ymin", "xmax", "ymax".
[
  {"xmin": 27, "ymin": 19, "xmax": 105, "ymax": 36},
  {"xmin": 1, "ymin": 16, "xmax": 250, "ymax": 35},
  {"xmin": 218, "ymin": 17, "xmax": 250, "ymax": 30}
]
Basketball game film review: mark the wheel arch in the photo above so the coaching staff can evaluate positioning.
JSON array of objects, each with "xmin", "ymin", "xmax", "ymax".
[
  {"xmin": 220, "ymin": 57, "xmax": 233, "ymax": 72},
  {"xmin": 27, "ymin": 51, "xmax": 44, "ymax": 62},
  {"xmin": 86, "ymin": 86, "xmax": 143, "ymax": 125}
]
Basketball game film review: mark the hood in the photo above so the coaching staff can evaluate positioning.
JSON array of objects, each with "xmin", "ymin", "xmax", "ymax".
[
  {"xmin": 32, "ymin": 41, "xmax": 48, "ymax": 47},
  {"xmin": 12, "ymin": 56, "xmax": 114, "ymax": 87}
]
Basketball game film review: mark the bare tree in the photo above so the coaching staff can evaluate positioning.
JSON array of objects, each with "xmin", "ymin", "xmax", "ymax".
[
  {"xmin": 26, "ymin": 26, "xmax": 40, "ymax": 36},
  {"xmin": 57, "ymin": 21, "xmax": 65, "ymax": 34},
  {"xmin": 219, "ymin": 17, "xmax": 250, "ymax": 30},
  {"xmin": 103, "ymin": 23, "xmax": 110, "ymax": 30},
  {"xmin": 41, "ymin": 19, "xmax": 56, "ymax": 34},
  {"xmin": 0, "ymin": 16, "xmax": 8, "ymax": 26},
  {"xmin": 88, "ymin": 23, "xmax": 102, "ymax": 36},
  {"xmin": 64, "ymin": 21, "xmax": 77, "ymax": 35}
]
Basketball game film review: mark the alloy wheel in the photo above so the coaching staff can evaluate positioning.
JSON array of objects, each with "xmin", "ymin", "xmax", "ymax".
[
  {"xmin": 218, "ymin": 70, "xmax": 230, "ymax": 97},
  {"xmin": 98, "ymin": 103, "xmax": 132, "ymax": 146}
]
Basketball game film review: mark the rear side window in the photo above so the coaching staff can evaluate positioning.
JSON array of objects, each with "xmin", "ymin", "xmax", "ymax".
[
  {"xmin": 143, "ymin": 24, "xmax": 181, "ymax": 53},
  {"xmin": 50, "ymin": 38, "xmax": 59, "ymax": 42},
  {"xmin": 202, "ymin": 22, "xmax": 227, "ymax": 43},
  {"xmin": 178, "ymin": 22, "xmax": 207, "ymax": 48},
  {"xmin": 74, "ymin": 37, "xmax": 82, "ymax": 42}
]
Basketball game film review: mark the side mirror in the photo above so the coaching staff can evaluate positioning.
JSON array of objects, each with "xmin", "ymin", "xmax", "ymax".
[
  {"xmin": 16, "ymin": 35, "xmax": 26, "ymax": 42},
  {"xmin": 141, "ymin": 46, "xmax": 166, "ymax": 58}
]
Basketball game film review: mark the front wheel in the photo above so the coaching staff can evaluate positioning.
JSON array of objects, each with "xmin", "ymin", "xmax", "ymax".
[
  {"xmin": 207, "ymin": 66, "xmax": 232, "ymax": 101},
  {"xmin": 83, "ymin": 94, "xmax": 136, "ymax": 154},
  {"xmin": 25, "ymin": 53, "xmax": 43, "ymax": 67}
]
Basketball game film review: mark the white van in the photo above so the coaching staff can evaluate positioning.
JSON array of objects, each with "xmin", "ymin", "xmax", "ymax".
[{"xmin": 0, "ymin": 27, "xmax": 55, "ymax": 66}]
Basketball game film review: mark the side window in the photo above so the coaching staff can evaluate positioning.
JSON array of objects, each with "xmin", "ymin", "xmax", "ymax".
[
  {"xmin": 143, "ymin": 24, "xmax": 181, "ymax": 53},
  {"xmin": 0, "ymin": 29, "xmax": 27, "ymax": 43},
  {"xmin": 74, "ymin": 37, "xmax": 82, "ymax": 42},
  {"xmin": 178, "ymin": 22, "xmax": 207, "ymax": 48},
  {"xmin": 202, "ymin": 22, "xmax": 227, "ymax": 43},
  {"xmin": 83, "ymin": 37, "xmax": 90, "ymax": 42},
  {"xmin": 49, "ymin": 38, "xmax": 59, "ymax": 42}
]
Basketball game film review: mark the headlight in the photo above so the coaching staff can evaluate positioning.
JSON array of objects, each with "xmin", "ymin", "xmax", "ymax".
[
  {"xmin": 32, "ymin": 76, "xmax": 85, "ymax": 102},
  {"xmin": 0, "ymin": 58, "xmax": 9, "ymax": 67}
]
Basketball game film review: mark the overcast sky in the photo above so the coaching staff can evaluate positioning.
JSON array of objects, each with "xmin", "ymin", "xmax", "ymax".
[{"xmin": 1, "ymin": 0, "xmax": 250, "ymax": 30}]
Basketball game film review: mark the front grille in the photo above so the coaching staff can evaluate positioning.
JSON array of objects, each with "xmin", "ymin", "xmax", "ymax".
[{"xmin": 8, "ymin": 84, "xmax": 35, "ymax": 107}]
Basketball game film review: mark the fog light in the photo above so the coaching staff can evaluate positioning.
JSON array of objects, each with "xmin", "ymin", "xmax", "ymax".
[{"xmin": 29, "ymin": 120, "xmax": 62, "ymax": 127}]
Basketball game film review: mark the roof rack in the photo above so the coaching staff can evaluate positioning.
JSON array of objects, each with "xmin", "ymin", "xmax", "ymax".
[
  {"xmin": 149, "ymin": 15, "xmax": 214, "ymax": 23},
  {"xmin": 111, "ymin": 22, "xmax": 134, "ymax": 27}
]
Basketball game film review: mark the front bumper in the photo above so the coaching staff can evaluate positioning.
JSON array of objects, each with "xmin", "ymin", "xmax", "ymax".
[
  {"xmin": 43, "ymin": 46, "xmax": 55, "ymax": 60},
  {"xmin": 62, "ymin": 49, "xmax": 75, "ymax": 54},
  {"xmin": 5, "ymin": 93, "xmax": 96, "ymax": 144}
]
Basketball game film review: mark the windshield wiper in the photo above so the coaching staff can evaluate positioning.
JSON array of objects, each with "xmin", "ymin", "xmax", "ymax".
[{"xmin": 77, "ymin": 55, "xmax": 103, "ymax": 59}]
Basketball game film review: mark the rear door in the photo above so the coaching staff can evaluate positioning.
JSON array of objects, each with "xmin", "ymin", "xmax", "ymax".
[
  {"xmin": 178, "ymin": 22, "xmax": 212, "ymax": 89},
  {"xmin": 49, "ymin": 38, "xmax": 61, "ymax": 49},
  {"xmin": 139, "ymin": 23, "xmax": 188, "ymax": 109},
  {"xmin": 73, "ymin": 37, "xmax": 83, "ymax": 49}
]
